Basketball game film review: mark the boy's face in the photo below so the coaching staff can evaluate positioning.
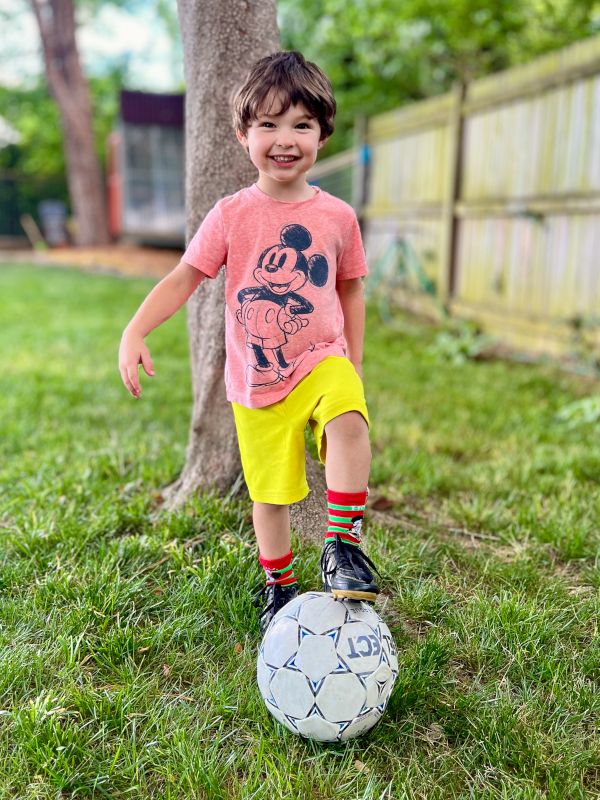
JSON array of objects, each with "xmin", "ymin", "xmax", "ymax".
[{"xmin": 236, "ymin": 98, "xmax": 327, "ymax": 192}]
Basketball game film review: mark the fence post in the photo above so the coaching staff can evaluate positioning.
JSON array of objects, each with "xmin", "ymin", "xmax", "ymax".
[
  {"xmin": 438, "ymin": 81, "xmax": 466, "ymax": 308},
  {"xmin": 352, "ymin": 114, "xmax": 368, "ymax": 222}
]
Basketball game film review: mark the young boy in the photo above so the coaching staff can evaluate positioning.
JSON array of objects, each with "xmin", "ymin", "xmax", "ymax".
[{"xmin": 119, "ymin": 51, "xmax": 380, "ymax": 635}]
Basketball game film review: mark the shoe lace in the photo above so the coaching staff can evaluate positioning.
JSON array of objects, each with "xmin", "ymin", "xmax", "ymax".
[
  {"xmin": 253, "ymin": 581, "xmax": 298, "ymax": 621},
  {"xmin": 320, "ymin": 535, "xmax": 381, "ymax": 579},
  {"xmin": 252, "ymin": 582, "xmax": 274, "ymax": 624}
]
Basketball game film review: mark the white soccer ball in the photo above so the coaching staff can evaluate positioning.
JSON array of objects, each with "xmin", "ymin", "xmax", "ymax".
[{"xmin": 257, "ymin": 591, "xmax": 398, "ymax": 742}]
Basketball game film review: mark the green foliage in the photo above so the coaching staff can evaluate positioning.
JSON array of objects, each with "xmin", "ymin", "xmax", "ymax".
[
  {"xmin": 0, "ymin": 83, "xmax": 65, "ymax": 180},
  {"xmin": 365, "ymin": 235, "xmax": 439, "ymax": 322},
  {"xmin": 0, "ymin": 70, "xmax": 123, "ymax": 178},
  {"xmin": 279, "ymin": 0, "xmax": 600, "ymax": 151},
  {"xmin": 428, "ymin": 321, "xmax": 497, "ymax": 364},
  {"xmin": 0, "ymin": 69, "xmax": 122, "ymax": 226}
]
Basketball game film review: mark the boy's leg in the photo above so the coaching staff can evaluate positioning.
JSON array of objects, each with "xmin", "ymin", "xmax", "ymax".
[
  {"xmin": 321, "ymin": 411, "xmax": 380, "ymax": 601},
  {"xmin": 253, "ymin": 501, "xmax": 299, "ymax": 635},
  {"xmin": 253, "ymin": 502, "xmax": 292, "ymax": 560},
  {"xmin": 324, "ymin": 410, "xmax": 371, "ymax": 492},
  {"xmin": 231, "ymin": 399, "xmax": 308, "ymax": 633}
]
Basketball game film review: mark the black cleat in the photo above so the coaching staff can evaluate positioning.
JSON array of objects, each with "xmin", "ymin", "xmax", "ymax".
[
  {"xmin": 321, "ymin": 535, "xmax": 380, "ymax": 602},
  {"xmin": 253, "ymin": 582, "xmax": 299, "ymax": 636}
]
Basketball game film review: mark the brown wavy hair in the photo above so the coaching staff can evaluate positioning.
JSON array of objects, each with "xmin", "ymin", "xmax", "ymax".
[{"xmin": 232, "ymin": 51, "xmax": 336, "ymax": 140}]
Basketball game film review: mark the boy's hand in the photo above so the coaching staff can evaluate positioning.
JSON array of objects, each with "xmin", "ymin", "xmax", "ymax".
[
  {"xmin": 278, "ymin": 303, "xmax": 309, "ymax": 334},
  {"xmin": 119, "ymin": 330, "xmax": 154, "ymax": 398}
]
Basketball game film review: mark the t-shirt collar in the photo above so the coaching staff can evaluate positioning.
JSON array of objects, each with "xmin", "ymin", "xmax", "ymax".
[{"xmin": 249, "ymin": 183, "xmax": 321, "ymax": 205}]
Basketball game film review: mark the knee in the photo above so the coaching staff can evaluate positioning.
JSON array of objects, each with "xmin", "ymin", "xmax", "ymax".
[
  {"xmin": 326, "ymin": 411, "xmax": 370, "ymax": 443},
  {"xmin": 253, "ymin": 502, "xmax": 289, "ymax": 519}
]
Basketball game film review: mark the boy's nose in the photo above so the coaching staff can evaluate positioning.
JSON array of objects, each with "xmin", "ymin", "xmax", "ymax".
[{"xmin": 275, "ymin": 131, "xmax": 294, "ymax": 147}]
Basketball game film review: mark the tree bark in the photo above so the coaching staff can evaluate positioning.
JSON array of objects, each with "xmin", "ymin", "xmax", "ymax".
[
  {"xmin": 166, "ymin": 0, "xmax": 327, "ymax": 539},
  {"xmin": 30, "ymin": 0, "xmax": 110, "ymax": 246}
]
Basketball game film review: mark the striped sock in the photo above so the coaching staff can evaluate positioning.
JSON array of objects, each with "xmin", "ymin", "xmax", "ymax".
[
  {"xmin": 325, "ymin": 489, "xmax": 368, "ymax": 547},
  {"xmin": 258, "ymin": 550, "xmax": 297, "ymax": 587}
]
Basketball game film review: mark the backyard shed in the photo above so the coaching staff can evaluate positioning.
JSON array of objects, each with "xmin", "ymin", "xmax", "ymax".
[{"xmin": 108, "ymin": 90, "xmax": 185, "ymax": 245}]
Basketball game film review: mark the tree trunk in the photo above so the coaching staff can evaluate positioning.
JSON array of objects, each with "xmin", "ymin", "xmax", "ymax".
[
  {"xmin": 165, "ymin": 0, "xmax": 327, "ymax": 536},
  {"xmin": 164, "ymin": 0, "xmax": 279, "ymax": 507},
  {"xmin": 30, "ymin": 0, "xmax": 109, "ymax": 246}
]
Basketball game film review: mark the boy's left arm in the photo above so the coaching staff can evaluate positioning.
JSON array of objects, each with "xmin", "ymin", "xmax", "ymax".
[{"xmin": 337, "ymin": 277, "xmax": 365, "ymax": 378}]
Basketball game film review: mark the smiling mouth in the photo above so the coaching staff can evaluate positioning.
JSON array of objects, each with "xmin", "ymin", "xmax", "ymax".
[
  {"xmin": 269, "ymin": 281, "xmax": 291, "ymax": 292},
  {"xmin": 269, "ymin": 155, "xmax": 300, "ymax": 163}
]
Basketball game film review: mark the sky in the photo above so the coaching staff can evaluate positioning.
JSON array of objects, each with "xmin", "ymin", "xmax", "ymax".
[{"xmin": 0, "ymin": 0, "xmax": 183, "ymax": 92}]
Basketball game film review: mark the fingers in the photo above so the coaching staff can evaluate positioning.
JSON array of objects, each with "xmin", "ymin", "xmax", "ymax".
[
  {"xmin": 129, "ymin": 364, "xmax": 142, "ymax": 397},
  {"xmin": 118, "ymin": 339, "xmax": 154, "ymax": 398},
  {"xmin": 119, "ymin": 363, "xmax": 141, "ymax": 398},
  {"xmin": 140, "ymin": 348, "xmax": 155, "ymax": 378},
  {"xmin": 285, "ymin": 317, "xmax": 307, "ymax": 331}
]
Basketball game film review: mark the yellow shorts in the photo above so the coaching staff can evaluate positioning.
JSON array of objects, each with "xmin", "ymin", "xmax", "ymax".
[{"xmin": 231, "ymin": 356, "xmax": 369, "ymax": 505}]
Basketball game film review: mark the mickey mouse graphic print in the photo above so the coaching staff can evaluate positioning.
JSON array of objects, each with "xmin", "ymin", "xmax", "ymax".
[
  {"xmin": 182, "ymin": 184, "xmax": 368, "ymax": 409},
  {"xmin": 236, "ymin": 223, "xmax": 329, "ymax": 388}
]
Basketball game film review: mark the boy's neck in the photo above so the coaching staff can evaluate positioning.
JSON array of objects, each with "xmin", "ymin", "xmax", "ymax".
[{"xmin": 255, "ymin": 174, "xmax": 317, "ymax": 203}]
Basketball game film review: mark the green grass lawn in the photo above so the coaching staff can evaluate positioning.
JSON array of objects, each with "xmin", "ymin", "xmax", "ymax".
[{"xmin": 0, "ymin": 263, "xmax": 598, "ymax": 799}]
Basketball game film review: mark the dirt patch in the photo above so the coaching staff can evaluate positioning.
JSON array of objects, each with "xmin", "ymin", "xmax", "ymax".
[{"xmin": 3, "ymin": 245, "xmax": 182, "ymax": 280}]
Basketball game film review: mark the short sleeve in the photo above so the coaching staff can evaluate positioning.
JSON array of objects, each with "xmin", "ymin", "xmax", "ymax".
[
  {"xmin": 337, "ymin": 213, "xmax": 368, "ymax": 280},
  {"xmin": 182, "ymin": 204, "xmax": 227, "ymax": 278}
]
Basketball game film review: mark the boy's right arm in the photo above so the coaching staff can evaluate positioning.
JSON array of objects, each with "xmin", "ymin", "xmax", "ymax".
[{"xmin": 119, "ymin": 260, "xmax": 204, "ymax": 398}]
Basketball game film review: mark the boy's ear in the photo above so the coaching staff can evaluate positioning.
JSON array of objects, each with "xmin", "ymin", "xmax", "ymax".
[
  {"xmin": 236, "ymin": 129, "xmax": 248, "ymax": 149},
  {"xmin": 318, "ymin": 136, "xmax": 329, "ymax": 150}
]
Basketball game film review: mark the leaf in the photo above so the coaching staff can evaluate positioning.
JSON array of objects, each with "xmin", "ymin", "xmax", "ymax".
[{"xmin": 371, "ymin": 495, "xmax": 395, "ymax": 511}]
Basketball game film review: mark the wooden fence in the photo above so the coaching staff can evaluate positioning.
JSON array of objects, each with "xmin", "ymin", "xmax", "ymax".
[{"xmin": 309, "ymin": 34, "xmax": 600, "ymax": 356}]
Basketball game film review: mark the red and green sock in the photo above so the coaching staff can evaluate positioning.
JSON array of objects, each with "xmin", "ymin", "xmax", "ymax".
[
  {"xmin": 259, "ymin": 550, "xmax": 297, "ymax": 587},
  {"xmin": 325, "ymin": 489, "xmax": 368, "ymax": 547}
]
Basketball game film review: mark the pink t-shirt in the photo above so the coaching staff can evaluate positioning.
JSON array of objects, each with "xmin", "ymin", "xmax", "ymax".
[{"xmin": 182, "ymin": 184, "xmax": 368, "ymax": 408}]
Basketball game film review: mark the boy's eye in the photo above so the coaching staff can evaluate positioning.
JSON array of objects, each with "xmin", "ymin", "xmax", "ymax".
[{"xmin": 296, "ymin": 123, "xmax": 311, "ymax": 129}]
